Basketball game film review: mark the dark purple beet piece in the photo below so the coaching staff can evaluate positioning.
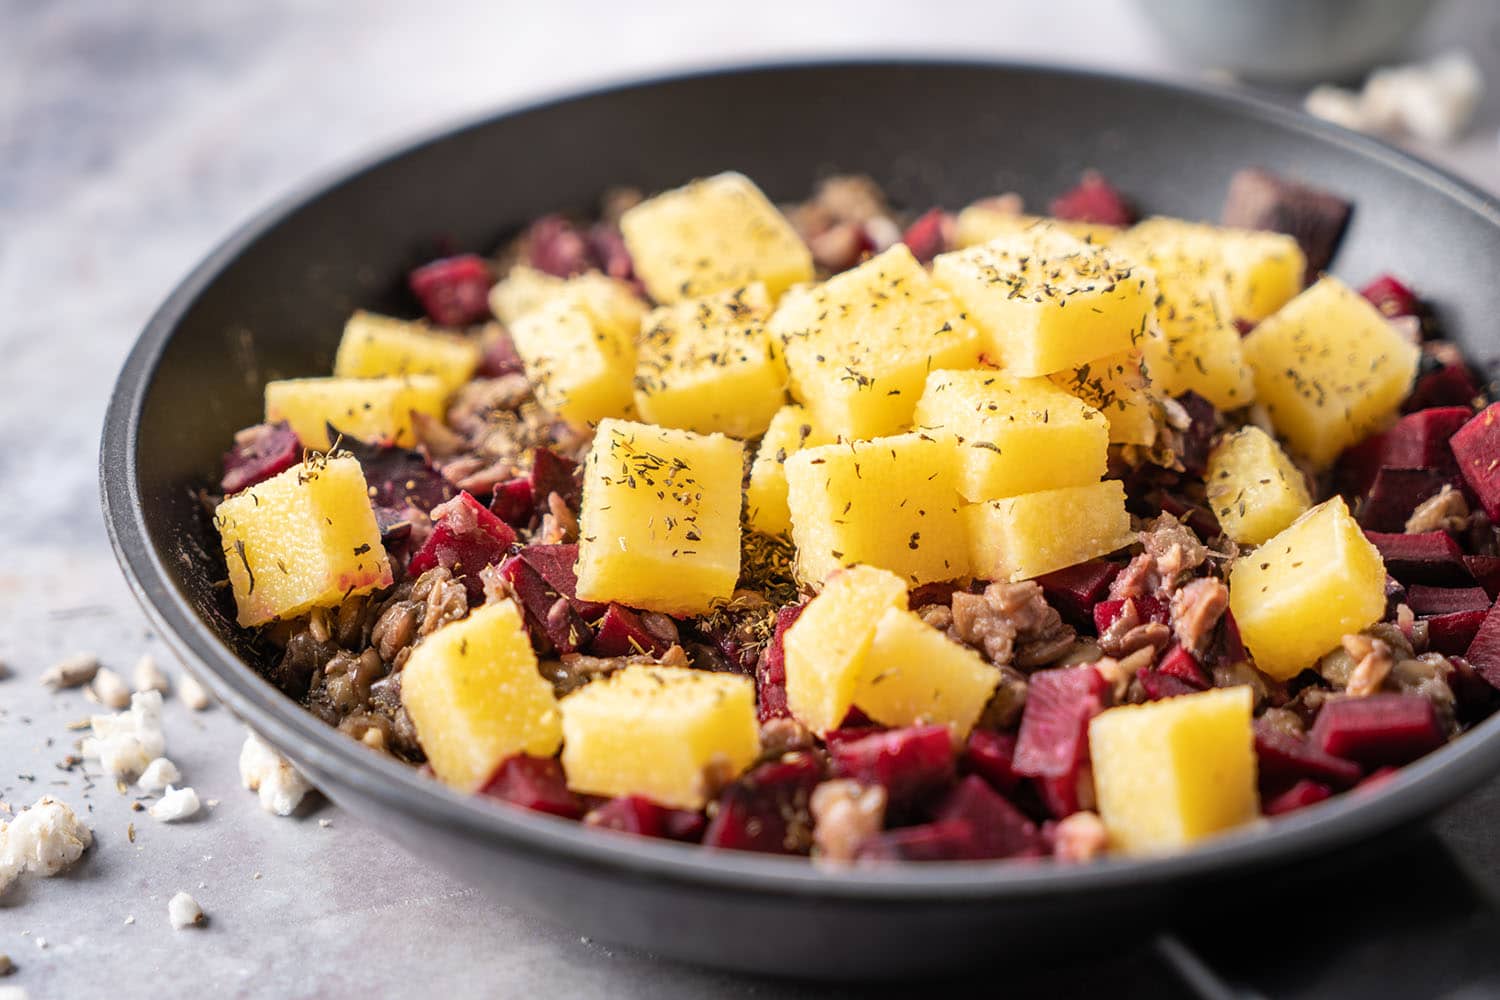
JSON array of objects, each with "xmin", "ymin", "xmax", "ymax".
[
  {"xmin": 1336, "ymin": 431, "xmax": 1390, "ymax": 498},
  {"xmin": 1092, "ymin": 595, "xmax": 1169, "ymax": 635},
  {"xmin": 900, "ymin": 208, "xmax": 952, "ymax": 264},
  {"xmin": 1465, "ymin": 556, "xmax": 1500, "ymax": 599},
  {"xmin": 1357, "ymin": 467, "xmax": 1456, "ymax": 532},
  {"xmin": 588, "ymin": 223, "xmax": 635, "ymax": 282},
  {"xmin": 1463, "ymin": 603, "xmax": 1500, "ymax": 690},
  {"xmin": 1450, "ymin": 403, "xmax": 1500, "ymax": 519},
  {"xmin": 1138, "ymin": 670, "xmax": 1201, "ymax": 701},
  {"xmin": 1427, "ymin": 609, "xmax": 1488, "ymax": 656},
  {"xmin": 701, "ymin": 752, "xmax": 822, "ymax": 854},
  {"xmin": 1172, "ymin": 391, "xmax": 1217, "ymax": 476},
  {"xmin": 1310, "ymin": 694, "xmax": 1445, "ymax": 768},
  {"xmin": 757, "ymin": 603, "xmax": 805, "ymax": 723},
  {"xmin": 409, "ymin": 253, "xmax": 492, "ymax": 327},
  {"xmin": 1038, "ymin": 560, "xmax": 1121, "ymax": 631},
  {"xmin": 221, "ymin": 421, "xmax": 300, "ymax": 494},
  {"xmin": 477, "ymin": 329, "xmax": 525, "ymax": 377},
  {"xmin": 931, "ymin": 775, "xmax": 1043, "ymax": 859},
  {"xmin": 489, "ymin": 478, "xmax": 534, "ymax": 527},
  {"xmin": 408, "ymin": 492, "xmax": 516, "ymax": 601},
  {"xmin": 855, "ymin": 820, "xmax": 980, "ymax": 862},
  {"xmin": 1220, "ymin": 167, "xmax": 1351, "ymax": 278},
  {"xmin": 591, "ymin": 603, "xmax": 672, "ymax": 658},
  {"xmin": 518, "ymin": 543, "xmax": 605, "ymax": 619},
  {"xmin": 1264, "ymin": 779, "xmax": 1334, "ymax": 817},
  {"xmin": 339, "ymin": 433, "xmax": 456, "ymax": 517},
  {"xmin": 480, "ymin": 756, "xmax": 581, "ymax": 819},
  {"xmin": 1359, "ymin": 274, "xmax": 1420, "ymax": 319},
  {"xmin": 529, "ymin": 448, "xmax": 583, "ymax": 513},
  {"xmin": 526, "ymin": 215, "xmax": 592, "ymax": 278},
  {"xmin": 1050, "ymin": 170, "xmax": 1135, "ymax": 226},
  {"xmin": 1013, "ymin": 666, "xmax": 1106, "ymax": 779},
  {"xmin": 496, "ymin": 554, "xmax": 588, "ymax": 653},
  {"xmin": 1404, "ymin": 362, "xmax": 1482, "ymax": 414},
  {"xmin": 1364, "ymin": 531, "xmax": 1472, "ymax": 586},
  {"xmin": 828, "ymin": 726, "xmax": 955, "ymax": 807},
  {"xmin": 1254, "ymin": 720, "xmax": 1362, "ymax": 787},
  {"xmin": 909, "ymin": 581, "xmax": 964, "ymax": 608},
  {"xmin": 1156, "ymin": 645, "xmax": 1210, "ymax": 689},
  {"xmin": 1406, "ymin": 585, "xmax": 1491, "ymax": 617},
  {"xmin": 961, "ymin": 729, "xmax": 1023, "ymax": 795},
  {"xmin": 1381, "ymin": 406, "xmax": 1469, "ymax": 472},
  {"xmin": 1211, "ymin": 610, "xmax": 1251, "ymax": 667},
  {"xmin": 1152, "ymin": 490, "xmax": 1221, "ymax": 541}
]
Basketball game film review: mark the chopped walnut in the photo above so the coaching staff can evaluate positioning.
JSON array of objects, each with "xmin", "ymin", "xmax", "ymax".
[
  {"xmin": 1171, "ymin": 577, "xmax": 1229, "ymax": 655},
  {"xmin": 1053, "ymin": 810, "xmax": 1109, "ymax": 863},
  {"xmin": 810, "ymin": 780, "xmax": 887, "ymax": 863},
  {"xmin": 1258, "ymin": 706, "xmax": 1305, "ymax": 737},
  {"xmin": 1342, "ymin": 633, "xmax": 1395, "ymax": 697},
  {"xmin": 1405, "ymin": 485, "xmax": 1470, "ymax": 535},
  {"xmin": 946, "ymin": 581, "xmax": 1075, "ymax": 670},
  {"xmin": 413, "ymin": 568, "xmax": 468, "ymax": 637},
  {"xmin": 759, "ymin": 717, "xmax": 814, "ymax": 758},
  {"xmin": 1140, "ymin": 513, "xmax": 1207, "ymax": 590}
]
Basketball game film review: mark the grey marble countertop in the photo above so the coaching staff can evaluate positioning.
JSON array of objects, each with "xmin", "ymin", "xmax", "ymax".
[{"xmin": 3, "ymin": 2, "xmax": 1500, "ymax": 997}]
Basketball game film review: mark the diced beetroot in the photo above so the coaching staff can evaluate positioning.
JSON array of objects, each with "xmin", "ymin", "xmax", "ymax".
[
  {"xmin": 408, "ymin": 492, "xmax": 516, "ymax": 600},
  {"xmin": 1310, "ymin": 694, "xmax": 1445, "ymax": 768},
  {"xmin": 518, "ymin": 542, "xmax": 605, "ymax": 619},
  {"xmin": 588, "ymin": 223, "xmax": 635, "ymax": 282},
  {"xmin": 1172, "ymin": 392, "xmax": 1217, "ymax": 476},
  {"xmin": 1406, "ymin": 585, "xmax": 1491, "ymax": 617},
  {"xmin": 591, "ymin": 603, "xmax": 672, "ymax": 658},
  {"xmin": 909, "ymin": 581, "xmax": 964, "ymax": 608},
  {"xmin": 1220, "ymin": 168, "xmax": 1350, "ymax": 277},
  {"xmin": 756, "ymin": 603, "xmax": 805, "ymax": 723},
  {"xmin": 1156, "ymin": 645, "xmax": 1210, "ymax": 689},
  {"xmin": 1253, "ymin": 719, "xmax": 1362, "ymax": 788},
  {"xmin": 1336, "ymin": 430, "xmax": 1390, "ymax": 497},
  {"xmin": 899, "ymin": 208, "xmax": 952, "ymax": 264},
  {"xmin": 1211, "ymin": 610, "xmax": 1251, "ymax": 667},
  {"xmin": 1263, "ymin": 779, "xmax": 1334, "ymax": 817},
  {"xmin": 1404, "ymin": 362, "xmax": 1483, "ymax": 413},
  {"xmin": 1033, "ymin": 767, "xmax": 1093, "ymax": 820},
  {"xmin": 961, "ymin": 729, "xmax": 1023, "ymax": 795},
  {"xmin": 477, "ymin": 330, "xmax": 525, "ymax": 377},
  {"xmin": 1451, "ymin": 403, "xmax": 1500, "ymax": 519},
  {"xmin": 526, "ymin": 215, "xmax": 592, "ymax": 278},
  {"xmin": 663, "ymin": 808, "xmax": 708, "ymax": 843},
  {"xmin": 586, "ymin": 795, "xmax": 668, "ymax": 837},
  {"xmin": 1364, "ymin": 531, "xmax": 1472, "ymax": 586},
  {"xmin": 489, "ymin": 478, "xmax": 534, "ymax": 527},
  {"xmin": 1463, "ymin": 603, "xmax": 1500, "ymax": 690},
  {"xmin": 702, "ymin": 752, "xmax": 823, "ymax": 854},
  {"xmin": 1137, "ymin": 670, "xmax": 1202, "ymax": 701},
  {"xmin": 1092, "ymin": 595, "xmax": 1170, "ymax": 635},
  {"xmin": 1359, "ymin": 274, "xmax": 1420, "ymax": 319},
  {"xmin": 1038, "ymin": 560, "xmax": 1121, "ymax": 631},
  {"xmin": 931, "ymin": 775, "xmax": 1043, "ymax": 859},
  {"xmin": 1382, "ymin": 407, "xmax": 1468, "ymax": 471},
  {"xmin": 1427, "ymin": 609, "xmax": 1489, "ymax": 656},
  {"xmin": 1464, "ymin": 556, "xmax": 1500, "ymax": 599},
  {"xmin": 409, "ymin": 253, "xmax": 493, "ymax": 327},
  {"xmin": 1357, "ymin": 467, "xmax": 1456, "ymax": 532},
  {"xmin": 1013, "ymin": 667, "xmax": 1106, "ymax": 779},
  {"xmin": 855, "ymin": 820, "xmax": 980, "ymax": 862},
  {"xmin": 1049, "ymin": 170, "xmax": 1135, "ymax": 226},
  {"xmin": 1448, "ymin": 656, "xmax": 1499, "ymax": 719},
  {"xmin": 480, "ymin": 755, "xmax": 582, "ymax": 819},
  {"xmin": 341, "ymin": 435, "xmax": 456, "ymax": 517},
  {"xmin": 1152, "ymin": 490, "xmax": 1221, "ymax": 541},
  {"xmin": 221, "ymin": 421, "xmax": 301, "ymax": 494},
  {"xmin": 497, "ymin": 554, "xmax": 589, "ymax": 653},
  {"xmin": 528, "ymin": 448, "xmax": 583, "ymax": 513},
  {"xmin": 828, "ymin": 725, "xmax": 955, "ymax": 807}
]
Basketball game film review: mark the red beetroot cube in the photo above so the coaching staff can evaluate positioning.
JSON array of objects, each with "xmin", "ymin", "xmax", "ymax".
[
  {"xmin": 1464, "ymin": 556, "xmax": 1500, "ymax": 599},
  {"xmin": 1404, "ymin": 362, "xmax": 1482, "ymax": 413},
  {"xmin": 1357, "ymin": 467, "xmax": 1457, "ymax": 533},
  {"xmin": 477, "ymin": 330, "xmax": 525, "ymax": 377},
  {"xmin": 1427, "ymin": 609, "xmax": 1489, "ymax": 656},
  {"xmin": 591, "ymin": 603, "xmax": 672, "ymax": 658},
  {"xmin": 481, "ymin": 755, "xmax": 581, "ymax": 819},
  {"xmin": 221, "ymin": 422, "xmax": 300, "ymax": 494},
  {"xmin": 931, "ymin": 775, "xmax": 1043, "ymax": 859},
  {"xmin": 756, "ymin": 603, "xmax": 805, "ymax": 723},
  {"xmin": 1337, "ymin": 431, "xmax": 1391, "ymax": 497},
  {"xmin": 1364, "ymin": 531, "xmax": 1472, "ymax": 586},
  {"xmin": 1263, "ymin": 779, "xmax": 1334, "ymax": 817},
  {"xmin": 702, "ymin": 752, "xmax": 823, "ymax": 854},
  {"xmin": 518, "ymin": 542, "xmax": 605, "ymax": 619},
  {"xmin": 1156, "ymin": 645, "xmax": 1210, "ymax": 689},
  {"xmin": 1049, "ymin": 170, "xmax": 1135, "ymax": 226},
  {"xmin": 900, "ymin": 208, "xmax": 952, "ymax": 263},
  {"xmin": 1451, "ymin": 403, "xmax": 1500, "ymax": 520},
  {"xmin": 1463, "ymin": 603, "xmax": 1500, "ymax": 690},
  {"xmin": 961, "ymin": 729, "xmax": 1023, "ymax": 795},
  {"xmin": 528, "ymin": 448, "xmax": 583, "ymax": 513},
  {"xmin": 855, "ymin": 820, "xmax": 979, "ymax": 862},
  {"xmin": 496, "ymin": 554, "xmax": 590, "ymax": 653},
  {"xmin": 1013, "ymin": 666, "xmax": 1106, "ymax": 779},
  {"xmin": 828, "ymin": 726, "xmax": 955, "ymax": 806},
  {"xmin": 1254, "ymin": 720, "xmax": 1362, "ymax": 788},
  {"xmin": 409, "ymin": 253, "xmax": 493, "ymax": 327},
  {"xmin": 1092, "ymin": 595, "xmax": 1169, "ymax": 635},
  {"xmin": 1034, "ymin": 767, "xmax": 1093, "ymax": 820},
  {"xmin": 408, "ymin": 492, "xmax": 516, "ymax": 600},
  {"xmin": 586, "ymin": 795, "xmax": 666, "ymax": 836},
  {"xmin": 1311, "ymin": 694, "xmax": 1445, "ymax": 768},
  {"xmin": 588, "ymin": 223, "xmax": 635, "ymax": 282},
  {"xmin": 1359, "ymin": 274, "xmax": 1420, "ymax": 318},
  {"xmin": 1137, "ymin": 670, "xmax": 1201, "ymax": 702},
  {"xmin": 526, "ymin": 215, "xmax": 591, "ymax": 277},
  {"xmin": 1038, "ymin": 560, "xmax": 1121, "ymax": 631},
  {"xmin": 1212, "ymin": 610, "xmax": 1251, "ymax": 667},
  {"xmin": 489, "ymin": 478, "xmax": 534, "ymax": 527},
  {"xmin": 1406, "ymin": 585, "xmax": 1491, "ymax": 617},
  {"xmin": 1381, "ymin": 407, "xmax": 1469, "ymax": 471}
]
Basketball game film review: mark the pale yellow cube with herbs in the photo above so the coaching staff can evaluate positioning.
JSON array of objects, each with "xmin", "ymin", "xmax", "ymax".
[
  {"xmin": 771, "ymin": 244, "xmax": 982, "ymax": 440},
  {"xmin": 488, "ymin": 267, "xmax": 646, "ymax": 332},
  {"xmin": 332, "ymin": 311, "xmax": 481, "ymax": 397},
  {"xmin": 853, "ymin": 607, "xmax": 1001, "ymax": 738},
  {"xmin": 1122, "ymin": 217, "xmax": 1305, "ymax": 323},
  {"xmin": 1228, "ymin": 497, "xmax": 1387, "ymax": 680},
  {"xmin": 955, "ymin": 206, "xmax": 1122, "ymax": 248},
  {"xmin": 964, "ymin": 480, "xmax": 1136, "ymax": 582},
  {"xmin": 1138, "ymin": 266, "xmax": 1256, "ymax": 411},
  {"xmin": 400, "ymin": 600, "xmax": 563, "ymax": 791},
  {"xmin": 1207, "ymin": 427, "xmax": 1313, "ymax": 546},
  {"xmin": 214, "ymin": 457, "xmax": 393, "ymax": 627},
  {"xmin": 913, "ymin": 369, "xmax": 1109, "ymax": 502},
  {"xmin": 1048, "ymin": 350, "xmax": 1159, "ymax": 447},
  {"xmin": 509, "ymin": 295, "xmax": 637, "ymax": 427},
  {"xmin": 575, "ymin": 419, "xmax": 744, "ymax": 615},
  {"xmin": 264, "ymin": 375, "xmax": 445, "ymax": 450},
  {"xmin": 633, "ymin": 283, "xmax": 786, "ymax": 438},
  {"xmin": 746, "ymin": 403, "xmax": 833, "ymax": 536},
  {"xmin": 621, "ymin": 172, "xmax": 814, "ymax": 303},
  {"xmin": 1242, "ymin": 276, "xmax": 1420, "ymax": 468},
  {"xmin": 784, "ymin": 565, "xmax": 909, "ymax": 733},
  {"xmin": 1090, "ymin": 686, "xmax": 1258, "ymax": 854},
  {"xmin": 932, "ymin": 230, "xmax": 1155, "ymax": 376},
  {"xmin": 785, "ymin": 432, "xmax": 969, "ymax": 587},
  {"xmin": 559, "ymin": 666, "xmax": 760, "ymax": 809}
]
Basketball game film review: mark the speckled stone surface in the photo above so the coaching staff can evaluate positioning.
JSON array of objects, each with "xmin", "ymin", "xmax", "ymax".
[{"xmin": 3, "ymin": 2, "xmax": 1499, "ymax": 997}]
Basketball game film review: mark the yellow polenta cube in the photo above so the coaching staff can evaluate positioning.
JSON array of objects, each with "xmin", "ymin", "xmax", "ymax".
[
  {"xmin": 575, "ymin": 419, "xmax": 744, "ymax": 615},
  {"xmin": 932, "ymin": 230, "xmax": 1154, "ymax": 376},
  {"xmin": 633, "ymin": 283, "xmax": 787, "ymax": 438},
  {"xmin": 853, "ymin": 607, "xmax": 1000, "ymax": 738},
  {"xmin": 955, "ymin": 205, "xmax": 1121, "ymax": 247},
  {"xmin": 264, "ymin": 375, "xmax": 445, "ymax": 450},
  {"xmin": 559, "ymin": 666, "xmax": 759, "ymax": 809},
  {"xmin": 771, "ymin": 244, "xmax": 981, "ymax": 440},
  {"xmin": 1089, "ymin": 686, "xmax": 1258, "ymax": 854},
  {"xmin": 1138, "ymin": 267, "xmax": 1256, "ymax": 410},
  {"xmin": 746, "ymin": 404, "xmax": 832, "ymax": 536},
  {"xmin": 1123, "ymin": 217, "xmax": 1304, "ymax": 322},
  {"xmin": 1207, "ymin": 427, "xmax": 1313, "ymax": 546},
  {"xmin": 1228, "ymin": 497, "xmax": 1387, "ymax": 680},
  {"xmin": 1047, "ymin": 350, "xmax": 1159, "ymax": 447},
  {"xmin": 964, "ymin": 480, "xmax": 1135, "ymax": 582},
  {"xmin": 509, "ymin": 295, "xmax": 637, "ymax": 427},
  {"xmin": 784, "ymin": 566, "xmax": 909, "ymax": 733},
  {"xmin": 332, "ymin": 311, "xmax": 481, "ymax": 397},
  {"xmin": 621, "ymin": 172, "xmax": 813, "ymax": 303},
  {"xmin": 214, "ymin": 456, "xmax": 393, "ymax": 627},
  {"xmin": 785, "ymin": 433, "xmax": 969, "ymax": 587},
  {"xmin": 1242, "ymin": 276, "xmax": 1420, "ymax": 468},
  {"xmin": 913, "ymin": 369, "xmax": 1108, "ymax": 502},
  {"xmin": 400, "ymin": 600, "xmax": 563, "ymax": 791},
  {"xmin": 488, "ymin": 266, "xmax": 645, "ymax": 331}
]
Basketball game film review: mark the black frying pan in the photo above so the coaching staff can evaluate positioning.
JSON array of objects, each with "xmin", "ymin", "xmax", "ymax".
[{"xmin": 100, "ymin": 60, "xmax": 1500, "ymax": 983}]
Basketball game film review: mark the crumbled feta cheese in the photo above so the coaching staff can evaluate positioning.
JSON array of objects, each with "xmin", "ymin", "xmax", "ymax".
[
  {"xmin": 0, "ymin": 985, "xmax": 29, "ymax": 1000},
  {"xmin": 167, "ymin": 891, "xmax": 205, "ymax": 929},
  {"xmin": 239, "ymin": 731, "xmax": 313, "ymax": 816},
  {"xmin": 1305, "ymin": 50, "xmax": 1484, "ymax": 143},
  {"xmin": 0, "ymin": 796, "xmax": 93, "ymax": 895},
  {"xmin": 1304, "ymin": 85, "xmax": 1374, "ymax": 132},
  {"xmin": 81, "ymin": 690, "xmax": 165, "ymax": 780},
  {"xmin": 89, "ymin": 667, "xmax": 132, "ymax": 710},
  {"xmin": 178, "ymin": 671, "xmax": 212, "ymax": 711},
  {"xmin": 132, "ymin": 654, "xmax": 169, "ymax": 695},
  {"xmin": 148, "ymin": 786, "xmax": 201, "ymax": 823},
  {"xmin": 137, "ymin": 757, "xmax": 182, "ymax": 794},
  {"xmin": 40, "ymin": 653, "xmax": 99, "ymax": 689}
]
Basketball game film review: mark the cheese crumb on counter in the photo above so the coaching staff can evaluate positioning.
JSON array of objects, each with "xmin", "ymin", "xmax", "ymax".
[
  {"xmin": 167, "ymin": 891, "xmax": 205, "ymax": 929},
  {"xmin": 0, "ymin": 796, "xmax": 93, "ymax": 896},
  {"xmin": 148, "ymin": 786, "xmax": 201, "ymax": 823},
  {"xmin": 81, "ymin": 691, "xmax": 165, "ymax": 780},
  {"xmin": 239, "ymin": 731, "xmax": 313, "ymax": 816}
]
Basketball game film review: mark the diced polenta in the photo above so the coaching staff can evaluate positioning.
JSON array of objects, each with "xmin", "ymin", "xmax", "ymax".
[
  {"xmin": 620, "ymin": 172, "xmax": 813, "ymax": 303},
  {"xmin": 488, "ymin": 266, "xmax": 647, "ymax": 332},
  {"xmin": 264, "ymin": 375, "xmax": 445, "ymax": 450},
  {"xmin": 1121, "ymin": 217, "xmax": 1305, "ymax": 322},
  {"xmin": 955, "ymin": 205, "xmax": 1121, "ymax": 248},
  {"xmin": 1228, "ymin": 497, "xmax": 1387, "ymax": 680},
  {"xmin": 784, "ymin": 566, "xmax": 909, "ymax": 733},
  {"xmin": 746, "ymin": 404, "xmax": 832, "ymax": 536},
  {"xmin": 965, "ymin": 480, "xmax": 1135, "ymax": 582},
  {"xmin": 913, "ymin": 369, "xmax": 1109, "ymax": 502},
  {"xmin": 1242, "ymin": 276, "xmax": 1420, "ymax": 468},
  {"xmin": 575, "ymin": 419, "xmax": 744, "ymax": 615},
  {"xmin": 1139, "ymin": 267, "xmax": 1256, "ymax": 410},
  {"xmin": 559, "ymin": 666, "xmax": 760, "ymax": 809},
  {"xmin": 1048, "ymin": 350, "xmax": 1159, "ymax": 447},
  {"xmin": 509, "ymin": 295, "xmax": 637, "ymax": 426},
  {"xmin": 1207, "ymin": 427, "xmax": 1313, "ymax": 546},
  {"xmin": 634, "ymin": 284, "xmax": 786, "ymax": 437},
  {"xmin": 400, "ymin": 600, "xmax": 563, "ymax": 791},
  {"xmin": 1089, "ymin": 686, "xmax": 1258, "ymax": 854},
  {"xmin": 214, "ymin": 456, "xmax": 393, "ymax": 627},
  {"xmin": 784, "ymin": 432, "xmax": 969, "ymax": 587},
  {"xmin": 332, "ymin": 311, "xmax": 481, "ymax": 397},
  {"xmin": 853, "ymin": 607, "xmax": 1000, "ymax": 738},
  {"xmin": 932, "ymin": 230, "xmax": 1155, "ymax": 376},
  {"xmin": 771, "ymin": 244, "xmax": 982, "ymax": 440}
]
